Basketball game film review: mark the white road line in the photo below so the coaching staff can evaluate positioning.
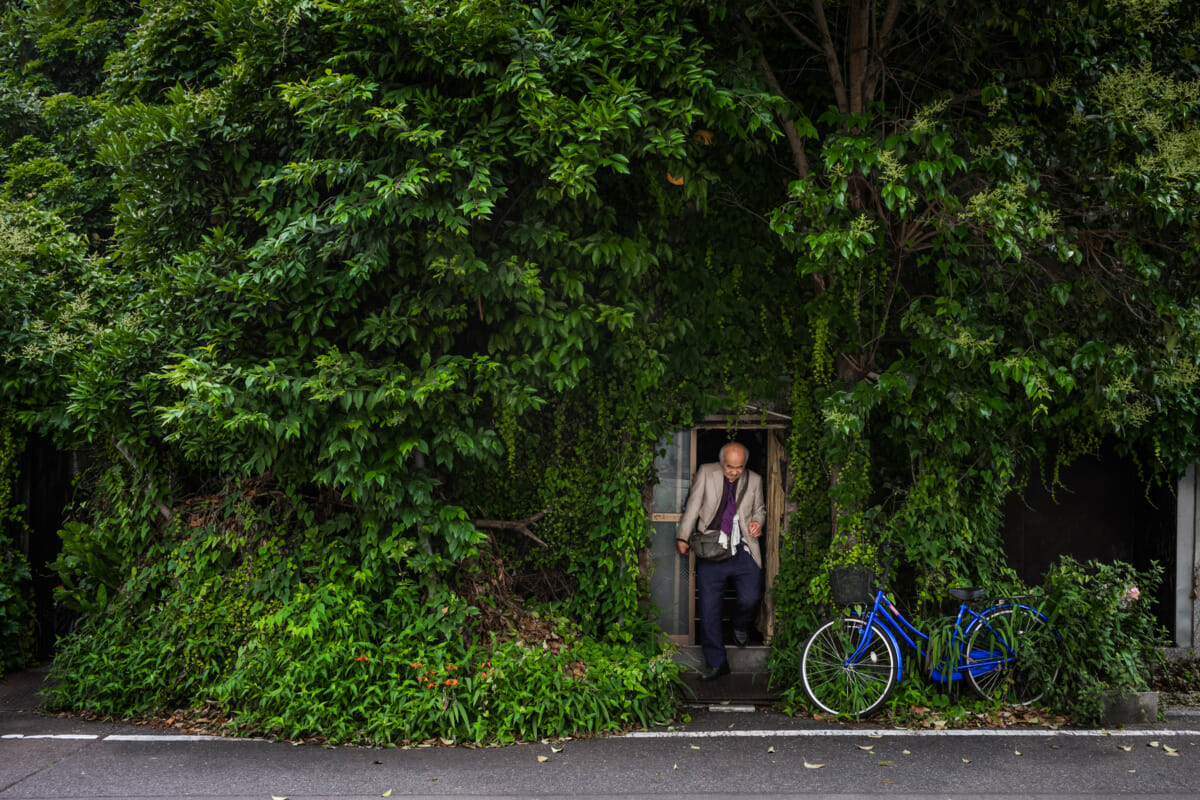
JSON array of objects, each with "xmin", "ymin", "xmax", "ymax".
[
  {"xmin": 4, "ymin": 728, "xmax": 1198, "ymax": 742},
  {"xmin": 2, "ymin": 734, "xmax": 99, "ymax": 740},
  {"xmin": 1, "ymin": 733, "xmax": 258, "ymax": 742},
  {"xmin": 103, "ymin": 734, "xmax": 243, "ymax": 742},
  {"xmin": 624, "ymin": 727, "xmax": 1200, "ymax": 738}
]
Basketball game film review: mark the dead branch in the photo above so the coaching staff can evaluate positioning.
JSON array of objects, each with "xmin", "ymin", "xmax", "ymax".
[
  {"xmin": 112, "ymin": 439, "xmax": 173, "ymax": 522},
  {"xmin": 472, "ymin": 511, "xmax": 549, "ymax": 547}
]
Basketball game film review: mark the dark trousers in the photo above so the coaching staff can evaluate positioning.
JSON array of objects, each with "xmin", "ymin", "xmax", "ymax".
[{"xmin": 696, "ymin": 546, "xmax": 763, "ymax": 668}]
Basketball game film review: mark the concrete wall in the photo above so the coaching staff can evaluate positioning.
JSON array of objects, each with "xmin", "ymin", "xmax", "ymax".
[{"xmin": 1177, "ymin": 465, "xmax": 1199, "ymax": 649}]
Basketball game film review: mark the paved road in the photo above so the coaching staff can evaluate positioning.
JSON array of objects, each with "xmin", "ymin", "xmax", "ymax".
[{"xmin": 4, "ymin": 668, "xmax": 1200, "ymax": 799}]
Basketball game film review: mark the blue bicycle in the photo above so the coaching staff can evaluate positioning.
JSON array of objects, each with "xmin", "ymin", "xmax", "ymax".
[{"xmin": 800, "ymin": 547, "xmax": 1058, "ymax": 717}]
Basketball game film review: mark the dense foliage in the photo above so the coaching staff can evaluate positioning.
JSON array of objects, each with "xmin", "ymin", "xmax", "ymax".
[
  {"xmin": 1, "ymin": 0, "xmax": 1198, "ymax": 734},
  {"xmin": 1026, "ymin": 557, "xmax": 1168, "ymax": 723}
]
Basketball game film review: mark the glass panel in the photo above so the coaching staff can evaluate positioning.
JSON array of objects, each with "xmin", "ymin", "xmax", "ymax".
[
  {"xmin": 652, "ymin": 431, "xmax": 691, "ymax": 513},
  {"xmin": 649, "ymin": 519, "xmax": 689, "ymax": 637}
]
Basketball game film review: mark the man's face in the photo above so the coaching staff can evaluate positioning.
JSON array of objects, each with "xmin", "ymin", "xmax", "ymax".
[{"xmin": 721, "ymin": 447, "xmax": 746, "ymax": 482}]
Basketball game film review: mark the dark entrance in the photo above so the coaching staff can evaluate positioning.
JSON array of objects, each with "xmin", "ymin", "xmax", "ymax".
[
  {"xmin": 692, "ymin": 428, "xmax": 769, "ymax": 648},
  {"xmin": 9, "ymin": 435, "xmax": 74, "ymax": 659},
  {"xmin": 1002, "ymin": 445, "xmax": 1175, "ymax": 630}
]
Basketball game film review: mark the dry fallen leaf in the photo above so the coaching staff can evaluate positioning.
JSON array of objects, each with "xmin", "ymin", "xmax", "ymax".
[
  {"xmin": 537, "ymin": 755, "xmax": 549, "ymax": 763},
  {"xmin": 867, "ymin": 732, "xmax": 883, "ymax": 739},
  {"xmin": 767, "ymin": 746, "xmax": 775, "ymax": 754},
  {"xmin": 1014, "ymin": 750, "xmax": 1022, "ymax": 756},
  {"xmin": 550, "ymin": 746, "xmax": 563, "ymax": 754},
  {"xmin": 382, "ymin": 791, "xmax": 393, "ymax": 798},
  {"xmin": 1164, "ymin": 745, "xmax": 1179, "ymax": 757},
  {"xmin": 804, "ymin": 760, "xmax": 825, "ymax": 769},
  {"xmin": 902, "ymin": 749, "xmax": 911, "ymax": 755},
  {"xmin": 690, "ymin": 745, "xmax": 700, "ymax": 750},
  {"xmin": 857, "ymin": 745, "xmax": 875, "ymax": 751},
  {"xmin": 271, "ymin": 796, "xmax": 288, "ymax": 800},
  {"xmin": 673, "ymin": 763, "xmax": 678, "ymax": 770},
  {"xmin": 962, "ymin": 758, "xmax": 971, "ymax": 764},
  {"xmin": 1118, "ymin": 745, "xmax": 1132, "ymax": 752},
  {"xmin": 1150, "ymin": 741, "xmax": 1161, "ymax": 748},
  {"xmin": 878, "ymin": 761, "xmax": 894, "ymax": 766}
]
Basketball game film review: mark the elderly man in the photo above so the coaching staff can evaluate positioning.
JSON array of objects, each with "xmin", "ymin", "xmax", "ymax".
[{"xmin": 675, "ymin": 442, "xmax": 766, "ymax": 680}]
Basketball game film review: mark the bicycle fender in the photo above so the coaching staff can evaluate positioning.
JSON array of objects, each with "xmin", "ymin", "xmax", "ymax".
[{"xmin": 872, "ymin": 621, "xmax": 905, "ymax": 683}]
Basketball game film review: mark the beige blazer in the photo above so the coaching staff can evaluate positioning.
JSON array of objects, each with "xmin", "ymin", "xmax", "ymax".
[{"xmin": 676, "ymin": 462, "xmax": 767, "ymax": 567}]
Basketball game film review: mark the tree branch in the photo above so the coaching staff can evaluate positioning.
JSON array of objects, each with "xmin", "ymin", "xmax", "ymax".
[
  {"xmin": 847, "ymin": 0, "xmax": 870, "ymax": 113},
  {"xmin": 112, "ymin": 438, "xmax": 173, "ymax": 522},
  {"xmin": 472, "ymin": 511, "xmax": 549, "ymax": 547},
  {"xmin": 864, "ymin": 0, "xmax": 904, "ymax": 101},
  {"xmin": 808, "ymin": 0, "xmax": 850, "ymax": 112},
  {"xmin": 765, "ymin": 0, "xmax": 822, "ymax": 53},
  {"xmin": 758, "ymin": 54, "xmax": 810, "ymax": 179}
]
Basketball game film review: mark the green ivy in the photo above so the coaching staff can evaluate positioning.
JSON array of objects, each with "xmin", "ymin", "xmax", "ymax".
[
  {"xmin": 47, "ymin": 470, "xmax": 681, "ymax": 742},
  {"xmin": 1024, "ymin": 556, "xmax": 1168, "ymax": 724},
  {"xmin": 0, "ymin": 535, "xmax": 32, "ymax": 677}
]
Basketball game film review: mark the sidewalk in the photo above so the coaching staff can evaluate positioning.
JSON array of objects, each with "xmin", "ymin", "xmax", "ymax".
[
  {"xmin": 5, "ymin": 663, "xmax": 1200, "ymax": 741},
  {"xmin": 0, "ymin": 666, "xmax": 50, "ymax": 714}
]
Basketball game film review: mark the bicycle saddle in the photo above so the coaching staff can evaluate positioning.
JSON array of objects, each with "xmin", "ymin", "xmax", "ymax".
[{"xmin": 948, "ymin": 587, "xmax": 986, "ymax": 601}]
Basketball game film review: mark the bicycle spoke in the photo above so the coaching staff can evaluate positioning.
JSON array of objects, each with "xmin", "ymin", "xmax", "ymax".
[
  {"xmin": 964, "ymin": 605, "xmax": 1057, "ymax": 706},
  {"xmin": 801, "ymin": 617, "xmax": 898, "ymax": 718}
]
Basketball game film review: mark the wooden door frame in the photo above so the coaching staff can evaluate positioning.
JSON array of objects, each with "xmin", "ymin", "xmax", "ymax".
[{"xmin": 650, "ymin": 417, "xmax": 789, "ymax": 646}]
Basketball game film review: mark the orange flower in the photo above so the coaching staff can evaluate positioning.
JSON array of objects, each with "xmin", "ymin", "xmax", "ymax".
[
  {"xmin": 355, "ymin": 655, "xmax": 370, "ymax": 662},
  {"xmin": 446, "ymin": 664, "xmax": 457, "ymax": 670},
  {"xmin": 411, "ymin": 662, "xmax": 423, "ymax": 669},
  {"xmin": 444, "ymin": 678, "xmax": 459, "ymax": 686}
]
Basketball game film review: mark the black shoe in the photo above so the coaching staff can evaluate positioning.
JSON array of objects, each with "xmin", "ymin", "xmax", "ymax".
[
  {"xmin": 733, "ymin": 628, "xmax": 749, "ymax": 647},
  {"xmin": 699, "ymin": 662, "xmax": 730, "ymax": 681}
]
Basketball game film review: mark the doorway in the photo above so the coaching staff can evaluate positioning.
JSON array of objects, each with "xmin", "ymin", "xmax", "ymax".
[{"xmin": 648, "ymin": 417, "xmax": 789, "ymax": 649}]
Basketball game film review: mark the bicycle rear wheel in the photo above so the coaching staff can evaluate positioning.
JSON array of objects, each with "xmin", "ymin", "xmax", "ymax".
[
  {"xmin": 801, "ymin": 617, "xmax": 898, "ymax": 718},
  {"xmin": 964, "ymin": 605, "xmax": 1057, "ymax": 705}
]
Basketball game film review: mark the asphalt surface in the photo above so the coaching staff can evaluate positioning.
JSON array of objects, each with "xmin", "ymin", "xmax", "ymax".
[{"xmin": 4, "ymin": 666, "xmax": 1200, "ymax": 799}]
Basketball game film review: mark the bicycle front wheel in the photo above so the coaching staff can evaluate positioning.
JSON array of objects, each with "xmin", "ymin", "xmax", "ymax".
[
  {"xmin": 800, "ymin": 617, "xmax": 898, "ymax": 718},
  {"xmin": 964, "ymin": 605, "xmax": 1056, "ymax": 706}
]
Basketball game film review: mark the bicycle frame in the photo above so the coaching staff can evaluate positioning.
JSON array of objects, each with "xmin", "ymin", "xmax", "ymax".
[{"xmin": 846, "ymin": 589, "xmax": 1031, "ymax": 685}]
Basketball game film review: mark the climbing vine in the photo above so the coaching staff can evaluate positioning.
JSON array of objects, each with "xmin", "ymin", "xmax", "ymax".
[{"xmin": 0, "ymin": 407, "xmax": 31, "ymax": 676}]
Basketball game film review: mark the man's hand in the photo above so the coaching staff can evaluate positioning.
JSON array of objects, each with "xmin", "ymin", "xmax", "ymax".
[
  {"xmin": 748, "ymin": 521, "xmax": 762, "ymax": 537},
  {"xmin": 676, "ymin": 539, "xmax": 690, "ymax": 555}
]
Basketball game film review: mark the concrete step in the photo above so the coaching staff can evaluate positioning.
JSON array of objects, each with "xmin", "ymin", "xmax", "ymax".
[{"xmin": 673, "ymin": 645, "xmax": 778, "ymax": 704}]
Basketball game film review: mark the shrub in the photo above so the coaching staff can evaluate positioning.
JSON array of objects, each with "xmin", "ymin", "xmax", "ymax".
[
  {"xmin": 1025, "ymin": 556, "xmax": 1168, "ymax": 723},
  {"xmin": 45, "ymin": 492, "xmax": 681, "ymax": 743},
  {"xmin": 0, "ymin": 535, "xmax": 33, "ymax": 677}
]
